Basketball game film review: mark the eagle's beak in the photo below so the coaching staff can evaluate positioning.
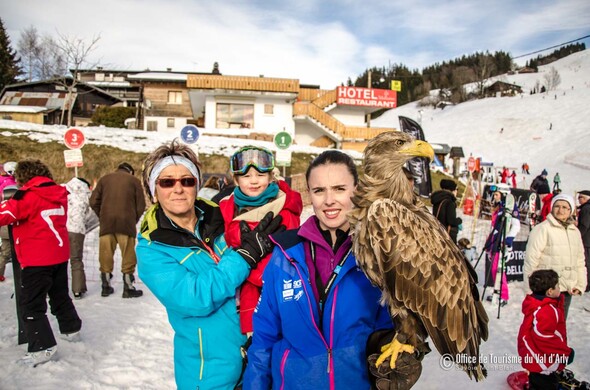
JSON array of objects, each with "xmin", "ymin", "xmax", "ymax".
[{"xmin": 399, "ymin": 140, "xmax": 435, "ymax": 161}]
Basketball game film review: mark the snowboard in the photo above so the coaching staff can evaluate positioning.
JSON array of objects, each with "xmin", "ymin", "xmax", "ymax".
[
  {"xmin": 528, "ymin": 192, "xmax": 537, "ymax": 228},
  {"xmin": 507, "ymin": 370, "xmax": 528, "ymax": 390}
]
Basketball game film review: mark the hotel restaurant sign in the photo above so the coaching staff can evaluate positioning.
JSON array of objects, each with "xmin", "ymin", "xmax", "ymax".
[{"xmin": 336, "ymin": 86, "xmax": 397, "ymax": 109}]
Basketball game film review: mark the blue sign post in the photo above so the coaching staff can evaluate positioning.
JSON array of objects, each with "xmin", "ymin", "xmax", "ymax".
[{"xmin": 180, "ymin": 125, "xmax": 200, "ymax": 144}]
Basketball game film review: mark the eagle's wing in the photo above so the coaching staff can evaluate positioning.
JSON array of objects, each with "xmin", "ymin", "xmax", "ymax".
[{"xmin": 354, "ymin": 198, "xmax": 488, "ymax": 370}]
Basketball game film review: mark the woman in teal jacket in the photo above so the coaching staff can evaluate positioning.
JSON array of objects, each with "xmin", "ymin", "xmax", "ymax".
[{"xmin": 136, "ymin": 140, "xmax": 283, "ymax": 390}]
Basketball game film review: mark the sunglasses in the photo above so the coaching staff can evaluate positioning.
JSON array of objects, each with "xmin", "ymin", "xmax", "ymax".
[
  {"xmin": 230, "ymin": 147, "xmax": 275, "ymax": 175},
  {"xmin": 157, "ymin": 177, "xmax": 198, "ymax": 188}
]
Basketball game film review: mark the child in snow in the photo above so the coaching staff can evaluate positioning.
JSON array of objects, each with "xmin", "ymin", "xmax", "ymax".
[
  {"xmin": 517, "ymin": 269, "xmax": 574, "ymax": 389},
  {"xmin": 219, "ymin": 145, "xmax": 303, "ymax": 336},
  {"xmin": 458, "ymin": 238, "xmax": 477, "ymax": 262}
]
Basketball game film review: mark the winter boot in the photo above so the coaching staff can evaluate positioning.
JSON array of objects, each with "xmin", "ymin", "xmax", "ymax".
[
  {"xmin": 18, "ymin": 346, "xmax": 57, "ymax": 367},
  {"xmin": 101, "ymin": 272, "xmax": 114, "ymax": 297},
  {"xmin": 122, "ymin": 273, "xmax": 143, "ymax": 298}
]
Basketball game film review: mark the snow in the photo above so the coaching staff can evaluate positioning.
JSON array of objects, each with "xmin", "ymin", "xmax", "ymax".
[{"xmin": 1, "ymin": 51, "xmax": 590, "ymax": 389}]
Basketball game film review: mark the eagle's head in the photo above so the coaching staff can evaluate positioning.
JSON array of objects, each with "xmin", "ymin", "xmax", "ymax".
[{"xmin": 363, "ymin": 131, "xmax": 434, "ymax": 180}]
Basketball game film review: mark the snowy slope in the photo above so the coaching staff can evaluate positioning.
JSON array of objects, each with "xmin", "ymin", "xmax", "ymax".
[{"xmin": 373, "ymin": 50, "xmax": 590, "ymax": 196}]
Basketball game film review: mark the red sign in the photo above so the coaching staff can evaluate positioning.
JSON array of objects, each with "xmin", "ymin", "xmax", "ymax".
[
  {"xmin": 64, "ymin": 128, "xmax": 85, "ymax": 149},
  {"xmin": 336, "ymin": 86, "xmax": 397, "ymax": 108},
  {"xmin": 467, "ymin": 156, "xmax": 476, "ymax": 172}
]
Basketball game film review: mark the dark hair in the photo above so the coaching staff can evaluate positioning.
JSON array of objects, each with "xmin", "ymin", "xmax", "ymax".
[
  {"xmin": 203, "ymin": 175, "xmax": 220, "ymax": 190},
  {"xmin": 529, "ymin": 269, "xmax": 559, "ymax": 295},
  {"xmin": 77, "ymin": 177, "xmax": 91, "ymax": 188},
  {"xmin": 14, "ymin": 159, "xmax": 53, "ymax": 185},
  {"xmin": 305, "ymin": 150, "xmax": 358, "ymax": 187},
  {"xmin": 118, "ymin": 162, "xmax": 135, "ymax": 175}
]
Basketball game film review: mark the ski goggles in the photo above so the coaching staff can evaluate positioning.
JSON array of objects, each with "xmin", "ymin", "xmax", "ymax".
[
  {"xmin": 157, "ymin": 177, "xmax": 198, "ymax": 188},
  {"xmin": 230, "ymin": 147, "xmax": 275, "ymax": 175},
  {"xmin": 489, "ymin": 185, "xmax": 509, "ymax": 194}
]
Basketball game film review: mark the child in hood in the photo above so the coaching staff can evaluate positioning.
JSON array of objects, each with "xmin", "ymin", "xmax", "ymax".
[
  {"xmin": 219, "ymin": 146, "xmax": 303, "ymax": 335},
  {"xmin": 517, "ymin": 269, "xmax": 574, "ymax": 389}
]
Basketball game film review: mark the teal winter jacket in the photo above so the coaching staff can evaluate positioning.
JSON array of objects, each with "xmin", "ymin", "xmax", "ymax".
[{"xmin": 137, "ymin": 200, "xmax": 249, "ymax": 390}]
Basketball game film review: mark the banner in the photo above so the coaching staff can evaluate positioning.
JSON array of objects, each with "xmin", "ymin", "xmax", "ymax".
[
  {"xmin": 336, "ymin": 87, "xmax": 397, "ymax": 108},
  {"xmin": 398, "ymin": 116, "xmax": 432, "ymax": 198},
  {"xmin": 484, "ymin": 240, "xmax": 527, "ymax": 285},
  {"xmin": 480, "ymin": 185, "xmax": 540, "ymax": 226}
]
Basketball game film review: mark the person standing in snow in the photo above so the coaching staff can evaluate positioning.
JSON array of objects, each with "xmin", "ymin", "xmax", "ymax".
[
  {"xmin": 90, "ymin": 162, "xmax": 145, "ymax": 298},
  {"xmin": 577, "ymin": 191, "xmax": 590, "ymax": 295},
  {"xmin": 484, "ymin": 183, "xmax": 520, "ymax": 306},
  {"xmin": 530, "ymin": 169, "xmax": 550, "ymax": 195},
  {"xmin": 64, "ymin": 177, "xmax": 92, "ymax": 299},
  {"xmin": 431, "ymin": 179, "xmax": 462, "ymax": 244},
  {"xmin": 525, "ymin": 194, "xmax": 587, "ymax": 319},
  {"xmin": 553, "ymin": 172, "xmax": 561, "ymax": 191},
  {"xmin": 0, "ymin": 160, "xmax": 82, "ymax": 366},
  {"xmin": 517, "ymin": 269, "xmax": 574, "ymax": 389},
  {"xmin": 0, "ymin": 162, "xmax": 17, "ymax": 282},
  {"xmin": 510, "ymin": 170, "xmax": 517, "ymax": 188},
  {"xmin": 136, "ymin": 140, "xmax": 285, "ymax": 390}
]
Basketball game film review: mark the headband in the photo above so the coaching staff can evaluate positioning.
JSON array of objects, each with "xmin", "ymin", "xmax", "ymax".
[{"xmin": 148, "ymin": 155, "xmax": 201, "ymax": 197}]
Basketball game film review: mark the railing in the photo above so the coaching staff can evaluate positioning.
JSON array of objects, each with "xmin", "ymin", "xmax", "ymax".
[
  {"xmin": 311, "ymin": 89, "xmax": 337, "ymax": 109},
  {"xmin": 187, "ymin": 75, "xmax": 299, "ymax": 93},
  {"xmin": 293, "ymin": 102, "xmax": 345, "ymax": 136},
  {"xmin": 340, "ymin": 126, "xmax": 394, "ymax": 140}
]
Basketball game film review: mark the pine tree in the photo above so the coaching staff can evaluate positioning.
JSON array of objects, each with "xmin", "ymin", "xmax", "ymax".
[{"xmin": 0, "ymin": 17, "xmax": 22, "ymax": 91}]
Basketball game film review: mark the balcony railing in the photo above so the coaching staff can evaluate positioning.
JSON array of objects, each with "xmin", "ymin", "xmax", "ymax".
[{"xmin": 187, "ymin": 75, "xmax": 299, "ymax": 93}]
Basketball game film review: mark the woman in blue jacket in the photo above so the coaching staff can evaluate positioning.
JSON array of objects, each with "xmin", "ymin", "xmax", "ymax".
[
  {"xmin": 136, "ymin": 140, "xmax": 283, "ymax": 390},
  {"xmin": 244, "ymin": 150, "xmax": 393, "ymax": 389}
]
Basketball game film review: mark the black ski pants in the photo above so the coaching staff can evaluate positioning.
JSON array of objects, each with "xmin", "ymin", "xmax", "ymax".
[{"xmin": 20, "ymin": 262, "xmax": 82, "ymax": 352}]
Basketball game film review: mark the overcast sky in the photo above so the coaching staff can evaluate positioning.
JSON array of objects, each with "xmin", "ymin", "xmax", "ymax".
[{"xmin": 3, "ymin": 0, "xmax": 590, "ymax": 88}]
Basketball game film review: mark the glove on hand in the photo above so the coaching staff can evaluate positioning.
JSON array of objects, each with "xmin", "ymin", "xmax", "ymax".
[
  {"xmin": 236, "ymin": 211, "xmax": 285, "ymax": 268},
  {"xmin": 505, "ymin": 236, "xmax": 514, "ymax": 248}
]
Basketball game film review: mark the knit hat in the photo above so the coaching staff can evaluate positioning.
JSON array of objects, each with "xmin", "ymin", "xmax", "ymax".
[
  {"xmin": 541, "ymin": 169, "xmax": 548, "ymax": 176},
  {"xmin": 551, "ymin": 194, "xmax": 575, "ymax": 215},
  {"xmin": 440, "ymin": 179, "xmax": 457, "ymax": 191},
  {"xmin": 578, "ymin": 190, "xmax": 590, "ymax": 197}
]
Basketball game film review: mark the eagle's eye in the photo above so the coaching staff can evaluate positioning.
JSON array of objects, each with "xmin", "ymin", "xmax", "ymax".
[{"xmin": 395, "ymin": 140, "xmax": 405, "ymax": 147}]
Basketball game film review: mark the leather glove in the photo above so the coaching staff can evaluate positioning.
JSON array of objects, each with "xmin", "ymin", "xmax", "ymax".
[{"xmin": 236, "ymin": 212, "xmax": 285, "ymax": 268}]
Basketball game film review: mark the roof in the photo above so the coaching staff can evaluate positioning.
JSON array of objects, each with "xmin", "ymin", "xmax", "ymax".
[
  {"xmin": 0, "ymin": 91, "xmax": 76, "ymax": 110},
  {"xmin": 450, "ymin": 146, "xmax": 465, "ymax": 158},
  {"xmin": 0, "ymin": 105, "xmax": 52, "ymax": 113},
  {"xmin": 128, "ymin": 72, "xmax": 189, "ymax": 82},
  {"xmin": 431, "ymin": 143, "xmax": 451, "ymax": 154}
]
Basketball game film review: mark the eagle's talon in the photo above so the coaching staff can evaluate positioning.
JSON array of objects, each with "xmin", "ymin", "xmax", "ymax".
[{"xmin": 375, "ymin": 337, "xmax": 415, "ymax": 369}]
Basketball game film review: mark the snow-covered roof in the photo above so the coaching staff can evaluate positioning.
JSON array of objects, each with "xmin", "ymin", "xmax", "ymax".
[
  {"xmin": 0, "ymin": 105, "xmax": 51, "ymax": 114},
  {"xmin": 86, "ymin": 81, "xmax": 132, "ymax": 88}
]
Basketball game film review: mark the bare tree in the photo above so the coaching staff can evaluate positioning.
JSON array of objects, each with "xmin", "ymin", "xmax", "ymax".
[
  {"xmin": 50, "ymin": 32, "xmax": 101, "ymax": 126},
  {"xmin": 18, "ymin": 26, "xmax": 41, "ymax": 82},
  {"xmin": 472, "ymin": 52, "xmax": 496, "ymax": 98},
  {"xmin": 544, "ymin": 67, "xmax": 561, "ymax": 91}
]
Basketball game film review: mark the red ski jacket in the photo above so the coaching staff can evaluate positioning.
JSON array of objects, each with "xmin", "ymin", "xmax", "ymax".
[
  {"xmin": 219, "ymin": 180, "xmax": 302, "ymax": 333},
  {"xmin": 517, "ymin": 294, "xmax": 572, "ymax": 374},
  {"xmin": 0, "ymin": 176, "xmax": 70, "ymax": 268}
]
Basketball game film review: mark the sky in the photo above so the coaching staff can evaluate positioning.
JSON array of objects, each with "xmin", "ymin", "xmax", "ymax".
[
  {"xmin": 0, "ymin": 50, "xmax": 590, "ymax": 388},
  {"xmin": 2, "ymin": 0, "xmax": 590, "ymax": 88}
]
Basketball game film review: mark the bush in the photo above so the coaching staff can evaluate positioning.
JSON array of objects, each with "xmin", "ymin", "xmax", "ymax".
[{"xmin": 91, "ymin": 106, "xmax": 136, "ymax": 128}]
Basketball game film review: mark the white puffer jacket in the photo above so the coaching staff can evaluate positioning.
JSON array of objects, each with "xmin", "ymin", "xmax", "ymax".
[
  {"xmin": 65, "ymin": 177, "xmax": 91, "ymax": 234},
  {"xmin": 524, "ymin": 213, "xmax": 587, "ymax": 294}
]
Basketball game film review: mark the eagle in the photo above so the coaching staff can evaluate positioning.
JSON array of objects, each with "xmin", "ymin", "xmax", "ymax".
[{"xmin": 349, "ymin": 131, "xmax": 489, "ymax": 387}]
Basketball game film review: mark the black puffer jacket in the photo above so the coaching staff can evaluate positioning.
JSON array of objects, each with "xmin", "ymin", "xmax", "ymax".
[{"xmin": 431, "ymin": 190, "xmax": 462, "ymax": 243}]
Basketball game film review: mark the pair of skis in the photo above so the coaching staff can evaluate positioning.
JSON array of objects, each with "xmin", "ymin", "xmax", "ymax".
[{"xmin": 490, "ymin": 193, "xmax": 515, "ymax": 318}]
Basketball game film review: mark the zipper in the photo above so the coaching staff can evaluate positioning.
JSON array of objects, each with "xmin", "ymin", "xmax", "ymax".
[
  {"xmin": 280, "ymin": 349, "xmax": 290, "ymax": 390},
  {"xmin": 198, "ymin": 328, "xmax": 204, "ymax": 380}
]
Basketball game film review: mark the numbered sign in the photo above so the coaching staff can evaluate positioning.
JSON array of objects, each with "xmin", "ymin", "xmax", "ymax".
[
  {"xmin": 64, "ymin": 128, "xmax": 85, "ymax": 149},
  {"xmin": 274, "ymin": 131, "xmax": 293, "ymax": 150},
  {"xmin": 180, "ymin": 125, "xmax": 200, "ymax": 144}
]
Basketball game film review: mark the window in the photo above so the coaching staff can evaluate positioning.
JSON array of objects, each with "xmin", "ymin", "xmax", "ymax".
[
  {"xmin": 147, "ymin": 121, "xmax": 158, "ymax": 131},
  {"xmin": 167, "ymin": 118, "xmax": 175, "ymax": 128},
  {"xmin": 264, "ymin": 104, "xmax": 274, "ymax": 115},
  {"xmin": 216, "ymin": 103, "xmax": 254, "ymax": 129},
  {"xmin": 168, "ymin": 91, "xmax": 182, "ymax": 104}
]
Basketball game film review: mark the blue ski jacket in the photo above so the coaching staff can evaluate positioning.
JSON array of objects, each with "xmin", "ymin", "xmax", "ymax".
[
  {"xmin": 137, "ymin": 200, "xmax": 249, "ymax": 390},
  {"xmin": 244, "ymin": 218, "xmax": 393, "ymax": 389}
]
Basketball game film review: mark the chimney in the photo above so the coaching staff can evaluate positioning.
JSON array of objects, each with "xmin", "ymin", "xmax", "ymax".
[{"xmin": 167, "ymin": 68, "xmax": 172, "ymax": 72}]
